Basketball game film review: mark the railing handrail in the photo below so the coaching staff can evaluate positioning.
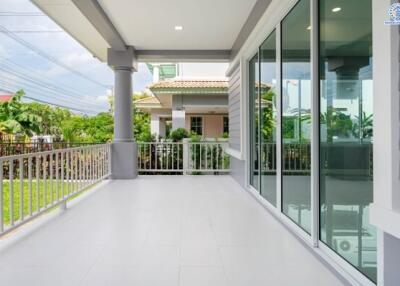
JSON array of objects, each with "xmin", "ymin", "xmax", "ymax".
[
  {"xmin": 137, "ymin": 141, "xmax": 230, "ymax": 174},
  {"xmin": 0, "ymin": 143, "xmax": 111, "ymax": 160},
  {"xmin": 0, "ymin": 143, "xmax": 111, "ymax": 236}
]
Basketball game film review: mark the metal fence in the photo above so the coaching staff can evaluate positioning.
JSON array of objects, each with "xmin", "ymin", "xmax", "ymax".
[
  {"xmin": 0, "ymin": 144, "xmax": 111, "ymax": 236},
  {"xmin": 138, "ymin": 141, "xmax": 230, "ymax": 174}
]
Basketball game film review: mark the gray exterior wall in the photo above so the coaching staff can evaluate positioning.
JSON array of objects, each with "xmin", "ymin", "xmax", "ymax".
[
  {"xmin": 228, "ymin": 66, "xmax": 241, "ymax": 151},
  {"xmin": 231, "ymin": 156, "xmax": 245, "ymax": 187},
  {"xmin": 172, "ymin": 94, "xmax": 228, "ymax": 109},
  {"xmin": 228, "ymin": 65, "xmax": 246, "ymax": 187}
]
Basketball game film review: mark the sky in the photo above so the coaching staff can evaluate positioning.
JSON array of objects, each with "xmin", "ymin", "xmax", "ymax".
[{"xmin": 0, "ymin": 0, "xmax": 229, "ymax": 115}]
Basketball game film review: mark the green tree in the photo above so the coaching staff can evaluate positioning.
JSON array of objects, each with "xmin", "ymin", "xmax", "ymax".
[
  {"xmin": 26, "ymin": 102, "xmax": 71, "ymax": 138},
  {"xmin": 60, "ymin": 116, "xmax": 87, "ymax": 143},
  {"xmin": 134, "ymin": 107, "xmax": 153, "ymax": 142},
  {"xmin": 85, "ymin": 112, "xmax": 114, "ymax": 142},
  {"xmin": 0, "ymin": 90, "xmax": 42, "ymax": 139}
]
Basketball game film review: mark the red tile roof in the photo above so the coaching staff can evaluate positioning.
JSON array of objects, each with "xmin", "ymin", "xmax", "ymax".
[
  {"xmin": 0, "ymin": 95, "xmax": 13, "ymax": 102},
  {"xmin": 149, "ymin": 80, "xmax": 228, "ymax": 90},
  {"xmin": 134, "ymin": 96, "xmax": 161, "ymax": 105}
]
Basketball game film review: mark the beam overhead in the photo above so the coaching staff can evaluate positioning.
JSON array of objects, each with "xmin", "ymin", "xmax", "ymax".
[
  {"xmin": 136, "ymin": 50, "xmax": 231, "ymax": 63},
  {"xmin": 71, "ymin": 0, "xmax": 126, "ymax": 51}
]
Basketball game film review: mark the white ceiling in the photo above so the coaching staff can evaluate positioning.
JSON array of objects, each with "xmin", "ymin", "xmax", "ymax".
[
  {"xmin": 32, "ymin": 0, "xmax": 258, "ymax": 62},
  {"xmin": 97, "ymin": 0, "xmax": 258, "ymax": 50}
]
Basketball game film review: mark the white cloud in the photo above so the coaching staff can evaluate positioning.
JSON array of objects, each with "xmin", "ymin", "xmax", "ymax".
[{"xmin": 95, "ymin": 95, "xmax": 109, "ymax": 103}]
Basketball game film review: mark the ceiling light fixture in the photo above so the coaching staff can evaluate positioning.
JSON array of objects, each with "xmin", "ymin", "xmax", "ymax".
[
  {"xmin": 174, "ymin": 25, "xmax": 183, "ymax": 31},
  {"xmin": 332, "ymin": 7, "xmax": 341, "ymax": 13}
]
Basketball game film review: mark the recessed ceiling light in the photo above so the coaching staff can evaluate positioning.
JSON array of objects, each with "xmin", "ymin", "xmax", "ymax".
[
  {"xmin": 332, "ymin": 7, "xmax": 341, "ymax": 12},
  {"xmin": 174, "ymin": 25, "xmax": 183, "ymax": 31}
]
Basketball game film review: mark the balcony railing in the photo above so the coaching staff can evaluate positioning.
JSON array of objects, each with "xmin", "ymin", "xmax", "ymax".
[
  {"xmin": 0, "ymin": 142, "xmax": 100, "ymax": 157},
  {"xmin": 0, "ymin": 144, "xmax": 111, "ymax": 236},
  {"xmin": 137, "ymin": 141, "xmax": 230, "ymax": 174}
]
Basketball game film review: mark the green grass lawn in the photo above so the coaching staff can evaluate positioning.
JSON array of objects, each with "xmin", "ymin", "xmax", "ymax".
[{"xmin": 1, "ymin": 179, "xmax": 91, "ymax": 226}]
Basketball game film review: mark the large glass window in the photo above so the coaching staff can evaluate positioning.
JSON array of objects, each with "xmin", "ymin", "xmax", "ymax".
[
  {"xmin": 249, "ymin": 55, "xmax": 259, "ymax": 190},
  {"xmin": 319, "ymin": 0, "xmax": 376, "ymax": 282},
  {"xmin": 281, "ymin": 0, "xmax": 311, "ymax": 233},
  {"xmin": 260, "ymin": 31, "xmax": 277, "ymax": 206}
]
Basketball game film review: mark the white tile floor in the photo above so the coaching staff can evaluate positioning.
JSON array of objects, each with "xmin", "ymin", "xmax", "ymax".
[{"xmin": 0, "ymin": 176, "xmax": 346, "ymax": 286}]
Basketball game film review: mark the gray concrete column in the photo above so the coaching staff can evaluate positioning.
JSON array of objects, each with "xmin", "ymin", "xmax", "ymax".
[
  {"xmin": 114, "ymin": 67, "xmax": 133, "ymax": 142},
  {"xmin": 108, "ymin": 47, "xmax": 138, "ymax": 179}
]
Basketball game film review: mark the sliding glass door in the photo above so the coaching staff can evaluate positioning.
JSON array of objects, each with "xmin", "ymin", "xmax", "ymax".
[
  {"xmin": 281, "ymin": 0, "xmax": 311, "ymax": 233},
  {"xmin": 247, "ymin": 0, "xmax": 375, "ymax": 282},
  {"xmin": 260, "ymin": 31, "xmax": 277, "ymax": 206},
  {"xmin": 319, "ymin": 0, "xmax": 376, "ymax": 282}
]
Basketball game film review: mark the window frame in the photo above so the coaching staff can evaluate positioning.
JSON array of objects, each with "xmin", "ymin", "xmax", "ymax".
[{"xmin": 190, "ymin": 116, "xmax": 203, "ymax": 136}]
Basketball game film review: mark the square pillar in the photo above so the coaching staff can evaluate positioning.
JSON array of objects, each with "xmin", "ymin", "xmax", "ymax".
[
  {"xmin": 151, "ymin": 111, "xmax": 161, "ymax": 137},
  {"xmin": 159, "ymin": 118, "xmax": 166, "ymax": 137},
  {"xmin": 172, "ymin": 109, "xmax": 186, "ymax": 130}
]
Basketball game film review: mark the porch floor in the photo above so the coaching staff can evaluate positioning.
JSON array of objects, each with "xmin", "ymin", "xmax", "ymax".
[{"xmin": 0, "ymin": 176, "xmax": 345, "ymax": 286}]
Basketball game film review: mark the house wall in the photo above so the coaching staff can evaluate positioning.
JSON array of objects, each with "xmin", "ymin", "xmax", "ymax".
[
  {"xmin": 185, "ymin": 114, "xmax": 226, "ymax": 138},
  {"xmin": 227, "ymin": 64, "xmax": 246, "ymax": 187},
  {"xmin": 150, "ymin": 109, "xmax": 171, "ymax": 137}
]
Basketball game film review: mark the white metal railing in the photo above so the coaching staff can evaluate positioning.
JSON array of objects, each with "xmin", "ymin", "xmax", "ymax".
[
  {"xmin": 0, "ymin": 144, "xmax": 111, "ymax": 236},
  {"xmin": 138, "ymin": 141, "xmax": 230, "ymax": 174}
]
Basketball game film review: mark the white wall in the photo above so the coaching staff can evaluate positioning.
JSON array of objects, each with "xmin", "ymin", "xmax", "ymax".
[{"xmin": 177, "ymin": 63, "xmax": 229, "ymax": 79}]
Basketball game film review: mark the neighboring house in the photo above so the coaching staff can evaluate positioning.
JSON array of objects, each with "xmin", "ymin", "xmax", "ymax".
[
  {"xmin": 0, "ymin": 91, "xmax": 13, "ymax": 102},
  {"xmin": 136, "ymin": 65, "xmax": 229, "ymax": 139}
]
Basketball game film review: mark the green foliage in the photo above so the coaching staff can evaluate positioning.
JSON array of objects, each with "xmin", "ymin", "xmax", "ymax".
[
  {"xmin": 352, "ymin": 112, "xmax": 373, "ymax": 139},
  {"xmin": 27, "ymin": 102, "xmax": 71, "ymax": 137},
  {"xmin": 0, "ymin": 90, "xmax": 152, "ymax": 144},
  {"xmin": 321, "ymin": 108, "xmax": 353, "ymax": 139},
  {"xmin": 86, "ymin": 113, "xmax": 114, "ymax": 142},
  {"xmin": 221, "ymin": 132, "xmax": 229, "ymax": 139},
  {"xmin": 134, "ymin": 107, "xmax": 153, "ymax": 142},
  {"xmin": 0, "ymin": 90, "xmax": 42, "ymax": 139},
  {"xmin": 60, "ymin": 116, "xmax": 87, "ymax": 143},
  {"xmin": 282, "ymin": 117, "xmax": 295, "ymax": 139},
  {"xmin": 61, "ymin": 112, "xmax": 114, "ymax": 143},
  {"xmin": 189, "ymin": 133, "xmax": 201, "ymax": 142},
  {"xmin": 260, "ymin": 89, "xmax": 276, "ymax": 141},
  {"xmin": 170, "ymin": 128, "xmax": 189, "ymax": 142}
]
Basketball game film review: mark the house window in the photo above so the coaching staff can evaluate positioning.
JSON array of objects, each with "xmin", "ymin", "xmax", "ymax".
[
  {"xmin": 190, "ymin": 117, "xmax": 202, "ymax": 135},
  {"xmin": 223, "ymin": 117, "xmax": 229, "ymax": 134}
]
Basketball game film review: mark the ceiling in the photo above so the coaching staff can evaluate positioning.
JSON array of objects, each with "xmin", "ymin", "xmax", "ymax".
[
  {"xmin": 97, "ymin": 0, "xmax": 257, "ymax": 50},
  {"xmin": 32, "ymin": 0, "xmax": 259, "ymax": 62}
]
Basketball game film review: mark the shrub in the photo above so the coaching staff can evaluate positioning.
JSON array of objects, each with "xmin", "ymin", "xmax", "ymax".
[{"xmin": 170, "ymin": 128, "xmax": 189, "ymax": 142}]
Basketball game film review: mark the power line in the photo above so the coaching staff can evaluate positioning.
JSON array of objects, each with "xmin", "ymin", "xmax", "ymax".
[
  {"xmin": 0, "ymin": 58, "xmax": 105, "ymax": 107},
  {"xmin": 0, "ymin": 24, "xmax": 111, "ymax": 89},
  {"xmin": 0, "ymin": 76, "xmax": 101, "ymax": 114},
  {"xmin": 0, "ymin": 80, "xmax": 98, "ymax": 114},
  {"xmin": 0, "ymin": 56, "xmax": 95, "ymax": 96},
  {"xmin": 0, "ymin": 66, "xmax": 103, "ymax": 109},
  {"xmin": 0, "ymin": 30, "xmax": 64, "ymax": 33},
  {"xmin": 0, "ymin": 12, "xmax": 45, "ymax": 16}
]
